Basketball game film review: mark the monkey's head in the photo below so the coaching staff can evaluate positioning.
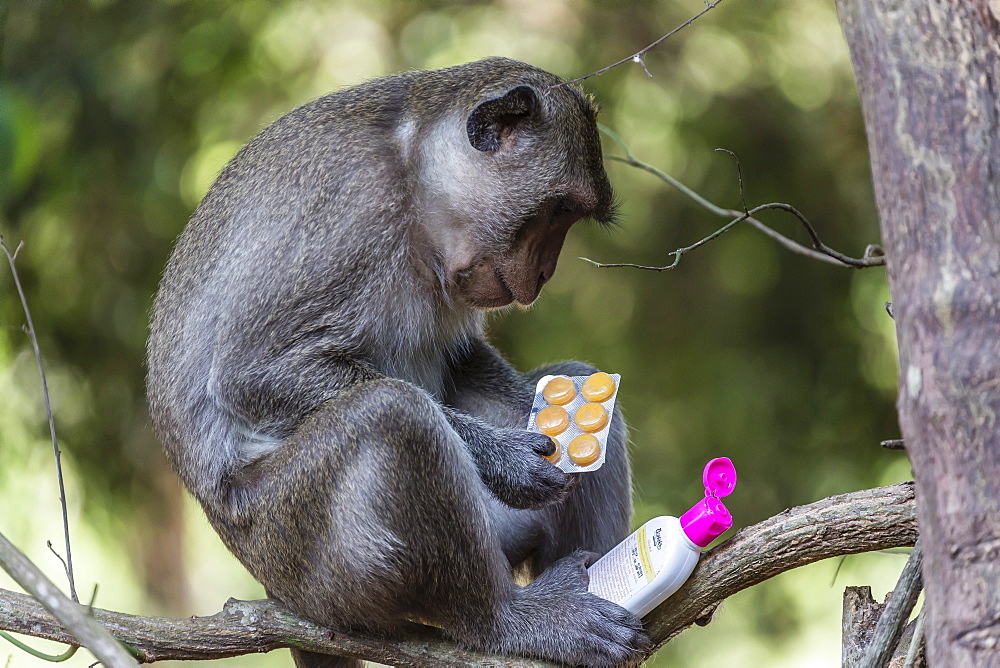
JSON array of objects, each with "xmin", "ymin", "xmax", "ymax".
[{"xmin": 412, "ymin": 59, "xmax": 615, "ymax": 310}]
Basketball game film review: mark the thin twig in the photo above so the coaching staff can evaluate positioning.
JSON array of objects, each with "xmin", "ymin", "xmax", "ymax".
[
  {"xmin": 556, "ymin": 0, "xmax": 727, "ymax": 88},
  {"xmin": 715, "ymin": 148, "xmax": 749, "ymax": 216},
  {"xmin": 580, "ymin": 201, "xmax": 833, "ymax": 271},
  {"xmin": 903, "ymin": 606, "xmax": 926, "ymax": 667},
  {"xmin": 830, "ymin": 556, "xmax": 848, "ymax": 586},
  {"xmin": 0, "ymin": 236, "xmax": 78, "ymax": 603},
  {"xmin": 0, "ymin": 532, "xmax": 137, "ymax": 666},
  {"xmin": 593, "ymin": 127, "xmax": 887, "ymax": 270},
  {"xmin": 881, "ymin": 439, "xmax": 905, "ymax": 450},
  {"xmin": 47, "ymin": 540, "xmax": 74, "ymax": 593}
]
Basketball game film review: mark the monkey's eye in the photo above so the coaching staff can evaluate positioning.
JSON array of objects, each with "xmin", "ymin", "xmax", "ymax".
[{"xmin": 553, "ymin": 197, "xmax": 584, "ymax": 218}]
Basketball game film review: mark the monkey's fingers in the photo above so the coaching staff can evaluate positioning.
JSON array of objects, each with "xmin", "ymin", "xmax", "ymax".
[{"xmin": 527, "ymin": 431, "xmax": 558, "ymax": 457}]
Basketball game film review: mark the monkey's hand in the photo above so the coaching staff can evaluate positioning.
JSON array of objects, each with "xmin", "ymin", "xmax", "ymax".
[
  {"xmin": 443, "ymin": 409, "xmax": 575, "ymax": 509},
  {"xmin": 487, "ymin": 551, "xmax": 652, "ymax": 666},
  {"xmin": 480, "ymin": 427, "xmax": 579, "ymax": 509}
]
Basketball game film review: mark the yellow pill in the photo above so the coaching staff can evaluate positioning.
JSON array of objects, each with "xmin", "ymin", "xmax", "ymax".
[
  {"xmin": 568, "ymin": 434, "xmax": 601, "ymax": 466},
  {"xmin": 536, "ymin": 405, "xmax": 570, "ymax": 436},
  {"xmin": 543, "ymin": 438, "xmax": 562, "ymax": 464},
  {"xmin": 581, "ymin": 372, "xmax": 616, "ymax": 402},
  {"xmin": 542, "ymin": 376, "xmax": 577, "ymax": 406},
  {"xmin": 574, "ymin": 402, "xmax": 609, "ymax": 433}
]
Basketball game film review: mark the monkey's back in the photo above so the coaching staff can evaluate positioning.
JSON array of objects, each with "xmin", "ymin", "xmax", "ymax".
[
  {"xmin": 148, "ymin": 72, "xmax": 424, "ymax": 497},
  {"xmin": 147, "ymin": 57, "xmax": 586, "ymax": 499}
]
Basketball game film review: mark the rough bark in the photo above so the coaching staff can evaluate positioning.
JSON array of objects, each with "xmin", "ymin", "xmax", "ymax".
[
  {"xmin": 0, "ymin": 484, "xmax": 916, "ymax": 665},
  {"xmin": 836, "ymin": 2, "xmax": 1000, "ymax": 665},
  {"xmin": 843, "ymin": 586, "xmax": 886, "ymax": 667},
  {"xmin": 842, "ymin": 586, "xmax": 925, "ymax": 668},
  {"xmin": 859, "ymin": 541, "xmax": 923, "ymax": 667}
]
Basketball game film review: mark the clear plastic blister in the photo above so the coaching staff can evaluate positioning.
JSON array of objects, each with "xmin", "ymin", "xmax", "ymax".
[{"xmin": 526, "ymin": 372, "xmax": 621, "ymax": 473}]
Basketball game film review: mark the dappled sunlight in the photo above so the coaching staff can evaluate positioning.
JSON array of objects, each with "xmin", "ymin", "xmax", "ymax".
[{"xmin": 0, "ymin": 0, "xmax": 901, "ymax": 665}]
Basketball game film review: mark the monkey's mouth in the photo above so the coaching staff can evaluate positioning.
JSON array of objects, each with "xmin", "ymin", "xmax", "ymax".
[
  {"xmin": 455, "ymin": 257, "xmax": 536, "ymax": 309},
  {"xmin": 454, "ymin": 201, "xmax": 579, "ymax": 310},
  {"xmin": 493, "ymin": 265, "xmax": 518, "ymax": 304}
]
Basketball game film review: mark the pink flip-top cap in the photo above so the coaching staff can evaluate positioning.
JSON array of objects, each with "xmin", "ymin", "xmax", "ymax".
[{"xmin": 679, "ymin": 457, "xmax": 737, "ymax": 548}]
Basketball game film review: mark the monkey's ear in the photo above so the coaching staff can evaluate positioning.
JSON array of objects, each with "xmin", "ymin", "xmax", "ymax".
[{"xmin": 466, "ymin": 85, "xmax": 538, "ymax": 152}]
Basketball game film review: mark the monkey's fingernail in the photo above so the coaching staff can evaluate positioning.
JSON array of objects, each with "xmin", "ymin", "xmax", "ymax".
[{"xmin": 538, "ymin": 436, "xmax": 558, "ymax": 456}]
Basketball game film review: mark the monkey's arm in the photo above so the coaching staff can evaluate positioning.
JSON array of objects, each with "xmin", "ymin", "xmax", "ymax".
[
  {"xmin": 215, "ymin": 338, "xmax": 570, "ymax": 511},
  {"xmin": 444, "ymin": 338, "xmax": 534, "ymax": 425},
  {"xmin": 440, "ymin": 405, "xmax": 571, "ymax": 510},
  {"xmin": 440, "ymin": 339, "xmax": 575, "ymax": 510}
]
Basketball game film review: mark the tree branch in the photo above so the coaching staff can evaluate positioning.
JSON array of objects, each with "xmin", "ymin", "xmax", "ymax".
[
  {"xmin": 0, "ymin": 484, "xmax": 916, "ymax": 665},
  {"xmin": 842, "ymin": 584, "xmax": 926, "ymax": 667},
  {"xmin": 861, "ymin": 539, "xmax": 923, "ymax": 668},
  {"xmin": 643, "ymin": 482, "xmax": 917, "ymax": 647},
  {"xmin": 581, "ymin": 201, "xmax": 843, "ymax": 272}
]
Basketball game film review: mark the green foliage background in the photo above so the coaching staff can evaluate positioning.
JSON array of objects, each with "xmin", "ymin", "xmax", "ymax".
[{"xmin": 0, "ymin": 1, "xmax": 909, "ymax": 666}]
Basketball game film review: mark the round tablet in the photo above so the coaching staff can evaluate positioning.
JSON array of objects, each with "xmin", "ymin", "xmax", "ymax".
[
  {"xmin": 542, "ymin": 376, "xmax": 577, "ymax": 406},
  {"xmin": 543, "ymin": 438, "xmax": 562, "ymax": 464},
  {"xmin": 568, "ymin": 434, "xmax": 601, "ymax": 466},
  {"xmin": 536, "ymin": 405, "xmax": 570, "ymax": 436},
  {"xmin": 581, "ymin": 372, "xmax": 616, "ymax": 402},
  {"xmin": 574, "ymin": 402, "xmax": 609, "ymax": 433}
]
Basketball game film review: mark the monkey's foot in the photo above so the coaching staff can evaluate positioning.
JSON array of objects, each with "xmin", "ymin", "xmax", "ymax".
[{"xmin": 488, "ymin": 551, "xmax": 652, "ymax": 666}]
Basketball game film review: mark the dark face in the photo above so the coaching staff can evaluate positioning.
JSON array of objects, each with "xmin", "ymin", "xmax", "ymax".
[
  {"xmin": 455, "ymin": 195, "xmax": 602, "ymax": 309},
  {"xmin": 442, "ymin": 80, "xmax": 615, "ymax": 310}
]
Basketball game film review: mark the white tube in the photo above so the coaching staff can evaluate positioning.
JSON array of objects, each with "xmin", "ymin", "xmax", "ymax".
[{"xmin": 587, "ymin": 515, "xmax": 701, "ymax": 618}]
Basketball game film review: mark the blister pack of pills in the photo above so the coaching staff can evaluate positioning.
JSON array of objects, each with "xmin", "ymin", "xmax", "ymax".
[{"xmin": 526, "ymin": 372, "xmax": 621, "ymax": 473}]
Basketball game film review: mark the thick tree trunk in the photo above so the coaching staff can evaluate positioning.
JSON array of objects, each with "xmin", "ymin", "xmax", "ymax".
[{"xmin": 836, "ymin": 2, "xmax": 1000, "ymax": 665}]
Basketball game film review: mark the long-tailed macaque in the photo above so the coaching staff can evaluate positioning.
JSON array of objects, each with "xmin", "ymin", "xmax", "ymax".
[{"xmin": 148, "ymin": 58, "xmax": 650, "ymax": 667}]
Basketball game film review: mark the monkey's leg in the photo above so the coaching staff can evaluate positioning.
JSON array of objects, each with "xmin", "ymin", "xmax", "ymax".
[
  {"xmin": 212, "ymin": 377, "xmax": 645, "ymax": 666},
  {"xmin": 213, "ymin": 378, "xmax": 512, "ymax": 632}
]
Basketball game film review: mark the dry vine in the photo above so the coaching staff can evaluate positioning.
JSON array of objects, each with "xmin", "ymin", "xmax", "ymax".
[
  {"xmin": 583, "ymin": 128, "xmax": 886, "ymax": 271},
  {"xmin": 0, "ymin": 533, "xmax": 137, "ymax": 666},
  {"xmin": 0, "ymin": 236, "xmax": 137, "ymax": 666},
  {"xmin": 0, "ymin": 236, "xmax": 78, "ymax": 602},
  {"xmin": 555, "ymin": 0, "xmax": 727, "ymax": 88}
]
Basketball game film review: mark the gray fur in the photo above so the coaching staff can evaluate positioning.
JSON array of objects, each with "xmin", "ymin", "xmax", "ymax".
[{"xmin": 148, "ymin": 58, "xmax": 649, "ymax": 666}]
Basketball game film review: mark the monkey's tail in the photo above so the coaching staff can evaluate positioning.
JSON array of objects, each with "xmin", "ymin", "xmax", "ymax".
[{"xmin": 291, "ymin": 649, "xmax": 364, "ymax": 668}]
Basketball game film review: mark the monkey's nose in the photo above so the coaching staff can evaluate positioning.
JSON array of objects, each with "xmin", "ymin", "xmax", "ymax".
[{"xmin": 536, "ymin": 270, "xmax": 551, "ymax": 296}]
